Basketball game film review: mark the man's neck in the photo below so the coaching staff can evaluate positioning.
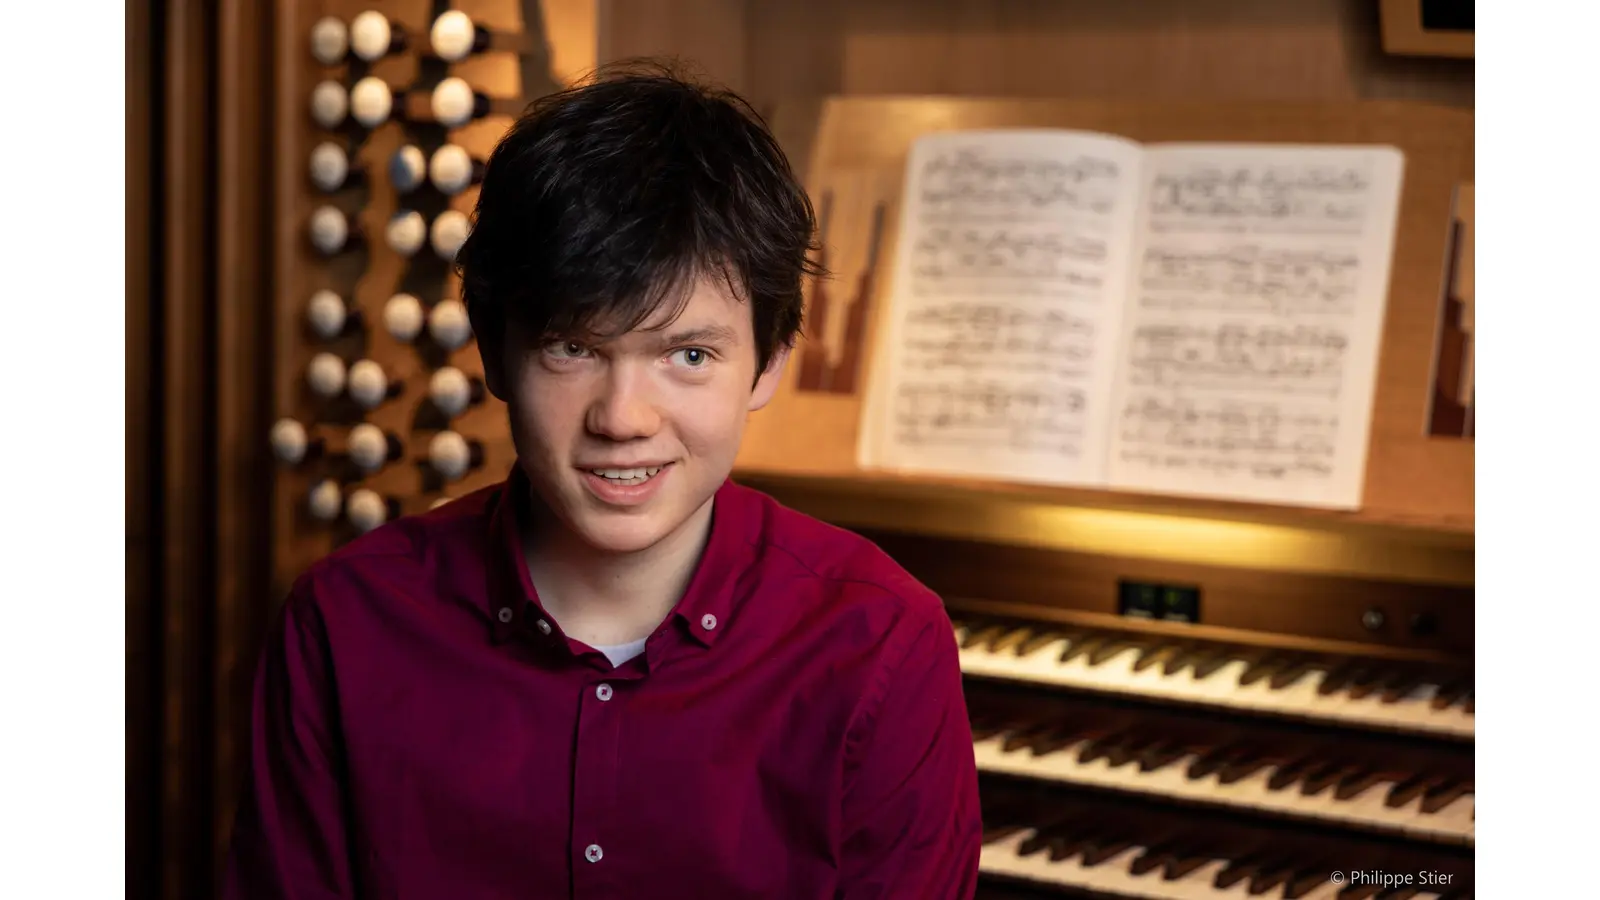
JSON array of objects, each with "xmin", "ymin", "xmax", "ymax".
[{"xmin": 519, "ymin": 495, "xmax": 716, "ymax": 648}]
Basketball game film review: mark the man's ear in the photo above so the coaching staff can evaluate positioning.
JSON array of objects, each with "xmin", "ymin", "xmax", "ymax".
[{"xmin": 748, "ymin": 343, "xmax": 792, "ymax": 413}]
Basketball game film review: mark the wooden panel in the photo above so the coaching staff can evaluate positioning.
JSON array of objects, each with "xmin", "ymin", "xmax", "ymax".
[
  {"xmin": 1381, "ymin": 0, "xmax": 1474, "ymax": 58},
  {"xmin": 734, "ymin": 96, "xmax": 1474, "ymax": 534}
]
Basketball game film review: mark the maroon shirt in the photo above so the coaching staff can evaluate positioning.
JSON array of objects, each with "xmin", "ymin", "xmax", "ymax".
[{"xmin": 223, "ymin": 471, "xmax": 982, "ymax": 899}]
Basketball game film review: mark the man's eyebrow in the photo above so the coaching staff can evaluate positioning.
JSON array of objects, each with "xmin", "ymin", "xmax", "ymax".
[{"xmin": 659, "ymin": 324, "xmax": 740, "ymax": 346}]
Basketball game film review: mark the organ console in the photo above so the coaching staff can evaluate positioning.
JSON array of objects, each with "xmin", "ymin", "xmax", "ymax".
[
  {"xmin": 348, "ymin": 10, "xmax": 407, "ymax": 62},
  {"xmin": 428, "ymin": 144, "xmax": 484, "ymax": 195},
  {"xmin": 428, "ymin": 366, "xmax": 485, "ymax": 418},
  {"xmin": 427, "ymin": 10, "xmax": 537, "ymax": 63},
  {"xmin": 382, "ymin": 293, "xmax": 425, "ymax": 342},
  {"xmin": 346, "ymin": 488, "xmax": 400, "ymax": 533},
  {"xmin": 427, "ymin": 430, "xmax": 485, "ymax": 481},
  {"xmin": 346, "ymin": 358, "xmax": 399, "ymax": 409},
  {"xmin": 429, "ymin": 210, "xmax": 471, "ymax": 260},
  {"xmin": 428, "ymin": 299, "xmax": 473, "ymax": 350}
]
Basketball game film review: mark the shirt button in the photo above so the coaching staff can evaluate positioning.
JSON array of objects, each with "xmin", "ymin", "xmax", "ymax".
[
  {"xmin": 584, "ymin": 844, "xmax": 603, "ymax": 863},
  {"xmin": 701, "ymin": 613, "xmax": 717, "ymax": 630},
  {"xmin": 537, "ymin": 619, "xmax": 552, "ymax": 635},
  {"xmin": 497, "ymin": 608, "xmax": 513, "ymax": 623},
  {"xmin": 595, "ymin": 683, "xmax": 613, "ymax": 701}
]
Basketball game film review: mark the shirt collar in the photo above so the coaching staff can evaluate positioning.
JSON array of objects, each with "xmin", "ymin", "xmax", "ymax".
[{"xmin": 484, "ymin": 464, "xmax": 755, "ymax": 652}]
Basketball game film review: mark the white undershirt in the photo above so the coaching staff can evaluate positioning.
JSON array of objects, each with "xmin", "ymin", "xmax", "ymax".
[{"xmin": 591, "ymin": 636, "xmax": 648, "ymax": 667}]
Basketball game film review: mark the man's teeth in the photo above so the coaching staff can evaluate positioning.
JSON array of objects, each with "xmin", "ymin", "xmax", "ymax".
[{"xmin": 590, "ymin": 466, "xmax": 663, "ymax": 484}]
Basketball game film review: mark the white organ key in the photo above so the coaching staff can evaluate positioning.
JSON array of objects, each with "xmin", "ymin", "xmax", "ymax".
[
  {"xmin": 306, "ymin": 352, "xmax": 347, "ymax": 398},
  {"xmin": 430, "ymin": 210, "xmax": 471, "ymax": 260},
  {"xmin": 955, "ymin": 622, "xmax": 1474, "ymax": 739},
  {"xmin": 309, "ymin": 17, "xmax": 348, "ymax": 65},
  {"xmin": 429, "ymin": 299, "xmax": 473, "ymax": 349},
  {"xmin": 383, "ymin": 293, "xmax": 425, "ymax": 342},
  {"xmin": 309, "ymin": 80, "xmax": 348, "ymax": 128},
  {"xmin": 386, "ymin": 210, "xmax": 427, "ymax": 257},
  {"xmin": 350, "ymin": 76, "xmax": 395, "ymax": 128},
  {"xmin": 305, "ymin": 289, "xmax": 347, "ymax": 339}
]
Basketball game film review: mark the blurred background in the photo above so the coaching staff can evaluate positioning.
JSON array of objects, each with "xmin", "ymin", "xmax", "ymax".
[{"xmin": 126, "ymin": 1, "xmax": 1474, "ymax": 898}]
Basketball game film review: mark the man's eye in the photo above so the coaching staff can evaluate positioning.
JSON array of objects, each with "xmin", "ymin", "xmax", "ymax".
[{"xmin": 674, "ymin": 348, "xmax": 711, "ymax": 367}]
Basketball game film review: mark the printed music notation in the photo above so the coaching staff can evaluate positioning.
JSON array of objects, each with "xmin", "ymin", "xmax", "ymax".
[
  {"xmin": 894, "ymin": 381, "xmax": 1088, "ymax": 457},
  {"xmin": 1124, "ymin": 323, "xmax": 1349, "ymax": 396},
  {"xmin": 917, "ymin": 146, "xmax": 1123, "ymax": 218},
  {"xmin": 911, "ymin": 227, "xmax": 1107, "ymax": 294},
  {"xmin": 1146, "ymin": 162, "xmax": 1377, "ymax": 234},
  {"xmin": 899, "ymin": 301, "xmax": 1094, "ymax": 380},
  {"xmin": 1138, "ymin": 245, "xmax": 1360, "ymax": 314},
  {"xmin": 1116, "ymin": 395, "xmax": 1338, "ymax": 481}
]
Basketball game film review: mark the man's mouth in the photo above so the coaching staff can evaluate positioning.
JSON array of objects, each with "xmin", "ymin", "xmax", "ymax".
[{"xmin": 584, "ymin": 465, "xmax": 665, "ymax": 486}]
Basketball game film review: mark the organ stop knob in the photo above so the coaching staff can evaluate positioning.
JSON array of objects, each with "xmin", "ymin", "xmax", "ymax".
[
  {"xmin": 383, "ymin": 293, "xmax": 424, "ymax": 342},
  {"xmin": 307, "ymin": 479, "xmax": 342, "ymax": 521},
  {"xmin": 429, "ymin": 299, "xmax": 473, "ymax": 349},
  {"xmin": 347, "ymin": 359, "xmax": 394, "ymax": 409},
  {"xmin": 270, "ymin": 418, "xmax": 320, "ymax": 464},
  {"xmin": 429, "ymin": 144, "xmax": 483, "ymax": 195},
  {"xmin": 429, "ymin": 366, "xmax": 483, "ymax": 417},
  {"xmin": 428, "ymin": 430, "xmax": 483, "ymax": 481},
  {"xmin": 430, "ymin": 210, "xmax": 471, "ymax": 260},
  {"xmin": 390, "ymin": 145, "xmax": 427, "ymax": 194},
  {"xmin": 386, "ymin": 210, "xmax": 426, "ymax": 257},
  {"xmin": 306, "ymin": 352, "xmax": 347, "ymax": 398},
  {"xmin": 309, "ymin": 80, "xmax": 347, "ymax": 128},
  {"xmin": 306, "ymin": 289, "xmax": 347, "ymax": 339},
  {"xmin": 350, "ymin": 76, "xmax": 395, "ymax": 128},
  {"xmin": 348, "ymin": 423, "xmax": 400, "ymax": 473},
  {"xmin": 309, "ymin": 17, "xmax": 348, "ymax": 65},
  {"xmin": 347, "ymin": 488, "xmax": 396, "ymax": 533},
  {"xmin": 349, "ymin": 11, "xmax": 405, "ymax": 62},
  {"xmin": 309, "ymin": 142, "xmax": 351, "ymax": 192}
]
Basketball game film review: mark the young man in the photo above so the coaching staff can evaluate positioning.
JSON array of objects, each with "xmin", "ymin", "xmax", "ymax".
[{"xmin": 225, "ymin": 63, "xmax": 982, "ymax": 898}]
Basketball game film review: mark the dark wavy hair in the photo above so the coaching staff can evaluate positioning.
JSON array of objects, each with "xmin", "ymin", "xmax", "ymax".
[{"xmin": 455, "ymin": 59, "xmax": 824, "ymax": 380}]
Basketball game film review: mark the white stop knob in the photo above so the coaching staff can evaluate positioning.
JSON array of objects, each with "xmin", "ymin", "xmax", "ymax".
[
  {"xmin": 431, "ymin": 77, "xmax": 475, "ymax": 128},
  {"xmin": 347, "ymin": 359, "xmax": 388, "ymax": 409},
  {"xmin": 429, "ymin": 144, "xmax": 476, "ymax": 195},
  {"xmin": 306, "ymin": 289, "xmax": 346, "ymax": 339},
  {"xmin": 386, "ymin": 210, "xmax": 426, "ymax": 256},
  {"xmin": 309, "ymin": 205, "xmax": 349, "ymax": 255},
  {"xmin": 347, "ymin": 488, "xmax": 388, "ymax": 532},
  {"xmin": 309, "ymin": 17, "xmax": 348, "ymax": 65},
  {"xmin": 431, "ymin": 210, "xmax": 471, "ymax": 260},
  {"xmin": 270, "ymin": 418, "xmax": 309, "ymax": 463},
  {"xmin": 430, "ymin": 11, "xmax": 476, "ymax": 62},
  {"xmin": 383, "ymin": 293, "xmax": 424, "ymax": 341},
  {"xmin": 309, "ymin": 80, "xmax": 348, "ymax": 128},
  {"xmin": 350, "ymin": 76, "xmax": 393, "ymax": 128},
  {"xmin": 306, "ymin": 352, "xmax": 346, "ymax": 397},
  {"xmin": 308, "ymin": 141, "xmax": 349, "ymax": 192},
  {"xmin": 390, "ymin": 144, "xmax": 426, "ymax": 194},
  {"xmin": 429, "ymin": 430, "xmax": 473, "ymax": 480},
  {"xmin": 429, "ymin": 367, "xmax": 472, "ymax": 417},
  {"xmin": 429, "ymin": 299, "xmax": 472, "ymax": 349},
  {"xmin": 349, "ymin": 11, "xmax": 394, "ymax": 62},
  {"xmin": 347, "ymin": 422, "xmax": 389, "ymax": 472},
  {"xmin": 307, "ymin": 479, "xmax": 342, "ymax": 521}
]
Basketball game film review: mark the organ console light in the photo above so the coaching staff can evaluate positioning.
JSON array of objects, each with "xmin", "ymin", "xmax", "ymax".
[
  {"xmin": 428, "ymin": 366, "xmax": 485, "ymax": 418},
  {"xmin": 430, "ymin": 210, "xmax": 471, "ymax": 260},
  {"xmin": 350, "ymin": 76, "xmax": 398, "ymax": 129},
  {"xmin": 346, "ymin": 359, "xmax": 399, "ymax": 409},
  {"xmin": 390, "ymin": 144, "xmax": 427, "ymax": 194},
  {"xmin": 427, "ymin": 10, "xmax": 537, "ymax": 63},
  {"xmin": 269, "ymin": 418, "xmax": 324, "ymax": 465},
  {"xmin": 382, "ymin": 293, "xmax": 425, "ymax": 342},
  {"xmin": 309, "ymin": 141, "xmax": 358, "ymax": 193},
  {"xmin": 347, "ymin": 422, "xmax": 402, "ymax": 474},
  {"xmin": 428, "ymin": 144, "xmax": 484, "ymax": 195},
  {"xmin": 307, "ymin": 479, "xmax": 343, "ymax": 522},
  {"xmin": 427, "ymin": 430, "xmax": 485, "ymax": 481},
  {"xmin": 428, "ymin": 299, "xmax": 473, "ymax": 350},
  {"xmin": 305, "ymin": 289, "xmax": 350, "ymax": 339},
  {"xmin": 308, "ymin": 204, "xmax": 359, "ymax": 256},
  {"xmin": 348, "ymin": 10, "xmax": 407, "ymax": 62},
  {"xmin": 309, "ymin": 79, "xmax": 348, "ymax": 129},
  {"xmin": 305, "ymin": 351, "xmax": 347, "ymax": 398},
  {"xmin": 308, "ymin": 16, "xmax": 349, "ymax": 65},
  {"xmin": 384, "ymin": 210, "xmax": 427, "ymax": 257},
  {"xmin": 346, "ymin": 488, "xmax": 400, "ymax": 533}
]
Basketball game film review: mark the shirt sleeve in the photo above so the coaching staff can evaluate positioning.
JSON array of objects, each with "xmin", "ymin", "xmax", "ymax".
[
  {"xmin": 222, "ymin": 583, "xmax": 356, "ymax": 899},
  {"xmin": 837, "ymin": 595, "xmax": 983, "ymax": 899}
]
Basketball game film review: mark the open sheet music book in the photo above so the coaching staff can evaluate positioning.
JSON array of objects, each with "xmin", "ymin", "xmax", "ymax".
[{"xmin": 855, "ymin": 130, "xmax": 1406, "ymax": 510}]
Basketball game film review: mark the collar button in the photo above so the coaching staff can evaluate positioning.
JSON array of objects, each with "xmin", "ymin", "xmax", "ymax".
[
  {"xmin": 497, "ymin": 608, "xmax": 513, "ymax": 623},
  {"xmin": 701, "ymin": 613, "xmax": 717, "ymax": 631}
]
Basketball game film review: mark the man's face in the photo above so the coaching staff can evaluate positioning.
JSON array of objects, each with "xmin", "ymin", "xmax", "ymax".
[{"xmin": 490, "ymin": 275, "xmax": 788, "ymax": 555}]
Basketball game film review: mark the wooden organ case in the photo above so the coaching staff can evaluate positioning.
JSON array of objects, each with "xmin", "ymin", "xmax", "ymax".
[
  {"xmin": 736, "ymin": 96, "xmax": 1476, "ymax": 900},
  {"xmin": 266, "ymin": 4, "xmax": 1474, "ymax": 899}
]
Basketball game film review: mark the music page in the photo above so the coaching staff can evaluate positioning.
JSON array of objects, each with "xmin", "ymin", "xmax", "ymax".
[
  {"xmin": 1104, "ymin": 144, "xmax": 1405, "ymax": 508},
  {"xmin": 857, "ymin": 130, "xmax": 1146, "ymax": 486}
]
